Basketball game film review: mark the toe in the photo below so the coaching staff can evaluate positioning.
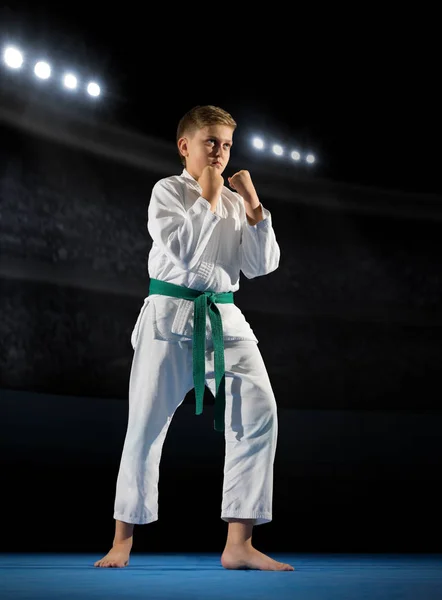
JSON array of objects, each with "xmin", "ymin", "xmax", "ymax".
[{"xmin": 277, "ymin": 562, "xmax": 293, "ymax": 571}]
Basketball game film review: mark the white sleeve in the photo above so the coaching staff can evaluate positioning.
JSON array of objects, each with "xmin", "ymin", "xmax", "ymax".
[
  {"xmin": 147, "ymin": 179, "xmax": 221, "ymax": 271},
  {"xmin": 239, "ymin": 203, "xmax": 281, "ymax": 279}
]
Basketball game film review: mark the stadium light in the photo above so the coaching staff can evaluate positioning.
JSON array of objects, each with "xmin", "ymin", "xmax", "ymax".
[
  {"xmin": 87, "ymin": 82, "xmax": 100, "ymax": 97},
  {"xmin": 272, "ymin": 144, "xmax": 283, "ymax": 156},
  {"xmin": 3, "ymin": 46, "xmax": 23, "ymax": 69},
  {"xmin": 63, "ymin": 73, "xmax": 78, "ymax": 90},
  {"xmin": 249, "ymin": 133, "xmax": 316, "ymax": 166},
  {"xmin": 2, "ymin": 44, "xmax": 104, "ymax": 102},
  {"xmin": 34, "ymin": 61, "xmax": 51, "ymax": 79}
]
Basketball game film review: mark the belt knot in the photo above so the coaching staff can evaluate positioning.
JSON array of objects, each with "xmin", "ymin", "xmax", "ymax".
[{"xmin": 204, "ymin": 291, "xmax": 217, "ymax": 304}]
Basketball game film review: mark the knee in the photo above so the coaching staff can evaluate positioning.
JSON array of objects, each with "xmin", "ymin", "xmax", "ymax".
[
  {"xmin": 228, "ymin": 384, "xmax": 277, "ymax": 440},
  {"xmin": 253, "ymin": 390, "xmax": 277, "ymax": 437},
  {"xmin": 263, "ymin": 398, "xmax": 277, "ymax": 434}
]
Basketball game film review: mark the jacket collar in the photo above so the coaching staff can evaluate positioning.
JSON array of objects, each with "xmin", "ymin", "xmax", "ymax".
[{"xmin": 182, "ymin": 168, "xmax": 201, "ymax": 191}]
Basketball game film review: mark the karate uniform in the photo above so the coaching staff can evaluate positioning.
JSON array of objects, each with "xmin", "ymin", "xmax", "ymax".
[{"xmin": 113, "ymin": 168, "xmax": 281, "ymax": 525}]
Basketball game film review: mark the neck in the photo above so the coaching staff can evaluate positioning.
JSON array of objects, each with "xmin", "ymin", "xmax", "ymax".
[{"xmin": 185, "ymin": 167, "xmax": 199, "ymax": 181}]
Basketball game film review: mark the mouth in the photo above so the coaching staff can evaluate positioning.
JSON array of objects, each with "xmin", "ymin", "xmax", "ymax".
[{"xmin": 212, "ymin": 161, "xmax": 222, "ymax": 167}]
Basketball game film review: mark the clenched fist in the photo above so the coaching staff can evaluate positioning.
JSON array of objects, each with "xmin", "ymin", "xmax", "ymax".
[
  {"xmin": 228, "ymin": 170, "xmax": 255, "ymax": 197},
  {"xmin": 200, "ymin": 165, "xmax": 224, "ymax": 208},
  {"xmin": 228, "ymin": 170, "xmax": 259, "ymax": 208}
]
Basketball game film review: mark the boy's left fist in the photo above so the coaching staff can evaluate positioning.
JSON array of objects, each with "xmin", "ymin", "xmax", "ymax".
[{"xmin": 228, "ymin": 170, "xmax": 255, "ymax": 197}]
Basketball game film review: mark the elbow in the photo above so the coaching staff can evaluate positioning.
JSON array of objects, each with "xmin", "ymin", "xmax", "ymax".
[
  {"xmin": 265, "ymin": 255, "xmax": 280, "ymax": 276},
  {"xmin": 242, "ymin": 258, "xmax": 279, "ymax": 279},
  {"xmin": 269, "ymin": 253, "xmax": 280, "ymax": 273},
  {"xmin": 266, "ymin": 262, "xmax": 279, "ymax": 276},
  {"xmin": 166, "ymin": 238, "xmax": 193, "ymax": 271}
]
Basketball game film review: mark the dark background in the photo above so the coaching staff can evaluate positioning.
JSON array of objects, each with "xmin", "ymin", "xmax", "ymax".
[
  {"xmin": 0, "ymin": 4, "xmax": 441, "ymax": 556},
  {"xmin": 1, "ymin": 2, "xmax": 441, "ymax": 195}
]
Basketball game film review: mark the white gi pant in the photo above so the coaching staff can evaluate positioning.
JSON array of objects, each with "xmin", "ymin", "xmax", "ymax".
[{"xmin": 113, "ymin": 302, "xmax": 278, "ymax": 526}]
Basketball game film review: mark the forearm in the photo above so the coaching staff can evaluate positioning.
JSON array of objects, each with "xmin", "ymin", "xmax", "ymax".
[{"xmin": 244, "ymin": 192, "xmax": 264, "ymax": 225}]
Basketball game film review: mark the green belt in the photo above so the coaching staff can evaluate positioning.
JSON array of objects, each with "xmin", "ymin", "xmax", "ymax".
[{"xmin": 148, "ymin": 278, "xmax": 234, "ymax": 432}]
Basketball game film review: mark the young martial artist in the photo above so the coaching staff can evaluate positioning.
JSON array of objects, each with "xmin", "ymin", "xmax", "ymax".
[{"xmin": 94, "ymin": 105, "xmax": 294, "ymax": 571}]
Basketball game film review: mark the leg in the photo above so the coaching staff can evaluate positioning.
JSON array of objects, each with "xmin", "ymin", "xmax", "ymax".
[
  {"xmin": 94, "ymin": 305, "xmax": 193, "ymax": 567},
  {"xmin": 113, "ymin": 333, "xmax": 193, "ymax": 526},
  {"xmin": 205, "ymin": 341, "xmax": 294, "ymax": 571}
]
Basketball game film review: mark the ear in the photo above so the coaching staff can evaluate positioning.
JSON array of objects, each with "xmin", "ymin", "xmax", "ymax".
[{"xmin": 177, "ymin": 137, "xmax": 189, "ymax": 159}]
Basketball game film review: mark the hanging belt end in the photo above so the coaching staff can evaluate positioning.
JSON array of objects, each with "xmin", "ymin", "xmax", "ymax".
[{"xmin": 214, "ymin": 420, "xmax": 225, "ymax": 433}]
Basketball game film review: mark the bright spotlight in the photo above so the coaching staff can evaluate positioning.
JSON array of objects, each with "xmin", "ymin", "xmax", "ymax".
[
  {"xmin": 291, "ymin": 151, "xmax": 301, "ymax": 161},
  {"xmin": 306, "ymin": 154, "xmax": 315, "ymax": 164},
  {"xmin": 34, "ymin": 61, "xmax": 51, "ymax": 79},
  {"xmin": 87, "ymin": 82, "xmax": 100, "ymax": 97},
  {"xmin": 63, "ymin": 73, "xmax": 78, "ymax": 90},
  {"xmin": 272, "ymin": 144, "xmax": 283, "ymax": 156},
  {"xmin": 3, "ymin": 46, "xmax": 23, "ymax": 69},
  {"xmin": 252, "ymin": 137, "xmax": 264, "ymax": 150}
]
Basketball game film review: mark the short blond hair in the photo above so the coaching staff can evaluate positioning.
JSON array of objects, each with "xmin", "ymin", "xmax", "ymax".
[{"xmin": 176, "ymin": 105, "xmax": 237, "ymax": 166}]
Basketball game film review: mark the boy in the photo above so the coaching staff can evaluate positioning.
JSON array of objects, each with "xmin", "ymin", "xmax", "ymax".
[{"xmin": 94, "ymin": 105, "xmax": 294, "ymax": 571}]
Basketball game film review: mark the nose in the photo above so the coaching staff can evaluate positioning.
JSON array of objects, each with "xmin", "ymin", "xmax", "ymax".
[
  {"xmin": 216, "ymin": 148, "xmax": 227, "ymax": 162},
  {"xmin": 213, "ymin": 142, "xmax": 225, "ymax": 157}
]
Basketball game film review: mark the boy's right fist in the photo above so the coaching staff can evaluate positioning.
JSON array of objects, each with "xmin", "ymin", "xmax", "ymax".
[{"xmin": 199, "ymin": 165, "xmax": 224, "ymax": 206}]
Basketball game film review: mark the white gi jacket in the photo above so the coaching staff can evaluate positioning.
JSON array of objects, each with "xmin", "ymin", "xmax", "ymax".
[{"xmin": 131, "ymin": 168, "xmax": 280, "ymax": 348}]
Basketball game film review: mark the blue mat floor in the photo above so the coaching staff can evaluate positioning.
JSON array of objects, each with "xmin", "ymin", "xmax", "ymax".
[{"xmin": 1, "ymin": 553, "xmax": 442, "ymax": 599}]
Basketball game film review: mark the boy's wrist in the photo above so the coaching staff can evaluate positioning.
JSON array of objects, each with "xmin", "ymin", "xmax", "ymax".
[
  {"xmin": 242, "ymin": 190, "xmax": 260, "ymax": 209},
  {"xmin": 200, "ymin": 195, "xmax": 218, "ymax": 212},
  {"xmin": 201, "ymin": 191, "xmax": 219, "ymax": 206}
]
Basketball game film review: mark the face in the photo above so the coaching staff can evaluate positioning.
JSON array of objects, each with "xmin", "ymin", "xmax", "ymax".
[{"xmin": 178, "ymin": 124, "xmax": 234, "ymax": 180}]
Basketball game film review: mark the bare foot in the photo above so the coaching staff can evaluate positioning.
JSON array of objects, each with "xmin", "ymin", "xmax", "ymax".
[
  {"xmin": 94, "ymin": 540, "xmax": 132, "ymax": 568},
  {"xmin": 221, "ymin": 545, "xmax": 294, "ymax": 571}
]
